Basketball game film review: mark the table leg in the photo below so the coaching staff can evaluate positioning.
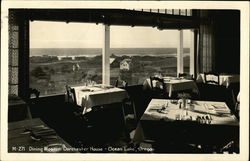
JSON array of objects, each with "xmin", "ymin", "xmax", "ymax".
[
  {"xmin": 169, "ymin": 85, "xmax": 172, "ymax": 98},
  {"xmin": 121, "ymin": 103, "xmax": 126, "ymax": 126}
]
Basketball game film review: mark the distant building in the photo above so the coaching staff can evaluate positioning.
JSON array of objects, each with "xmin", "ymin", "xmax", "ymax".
[
  {"xmin": 58, "ymin": 56, "xmax": 74, "ymax": 61},
  {"xmin": 120, "ymin": 59, "xmax": 132, "ymax": 70}
]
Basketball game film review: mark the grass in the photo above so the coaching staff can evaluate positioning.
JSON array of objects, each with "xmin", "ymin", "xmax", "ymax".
[{"xmin": 30, "ymin": 55, "xmax": 190, "ymax": 95}]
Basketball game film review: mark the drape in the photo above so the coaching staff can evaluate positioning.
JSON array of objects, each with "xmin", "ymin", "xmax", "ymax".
[{"xmin": 197, "ymin": 11, "xmax": 215, "ymax": 73}]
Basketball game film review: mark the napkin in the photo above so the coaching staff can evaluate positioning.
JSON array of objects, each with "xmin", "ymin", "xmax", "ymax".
[{"xmin": 212, "ymin": 104, "xmax": 231, "ymax": 114}]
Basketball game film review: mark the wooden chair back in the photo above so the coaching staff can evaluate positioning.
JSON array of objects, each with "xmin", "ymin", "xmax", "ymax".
[
  {"xmin": 115, "ymin": 79, "xmax": 128, "ymax": 89},
  {"xmin": 28, "ymin": 88, "xmax": 40, "ymax": 99},
  {"xmin": 65, "ymin": 85, "xmax": 77, "ymax": 105},
  {"xmin": 149, "ymin": 76, "xmax": 165, "ymax": 90},
  {"xmin": 204, "ymin": 72, "xmax": 220, "ymax": 85}
]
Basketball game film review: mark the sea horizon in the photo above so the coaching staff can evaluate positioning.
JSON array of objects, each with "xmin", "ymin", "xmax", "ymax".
[{"xmin": 30, "ymin": 47, "xmax": 190, "ymax": 57}]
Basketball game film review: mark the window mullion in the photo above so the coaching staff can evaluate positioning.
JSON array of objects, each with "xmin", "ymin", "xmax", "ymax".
[
  {"xmin": 102, "ymin": 25, "xmax": 110, "ymax": 85},
  {"xmin": 177, "ymin": 29, "xmax": 184, "ymax": 76},
  {"xmin": 190, "ymin": 29, "xmax": 195, "ymax": 76}
]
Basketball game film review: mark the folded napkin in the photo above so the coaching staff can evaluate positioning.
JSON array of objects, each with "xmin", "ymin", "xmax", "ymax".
[
  {"xmin": 32, "ymin": 129, "xmax": 57, "ymax": 136},
  {"xmin": 212, "ymin": 104, "xmax": 227, "ymax": 109}
]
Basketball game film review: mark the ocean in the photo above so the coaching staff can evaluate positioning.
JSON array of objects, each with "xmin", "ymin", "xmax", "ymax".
[{"xmin": 30, "ymin": 48, "xmax": 190, "ymax": 57}]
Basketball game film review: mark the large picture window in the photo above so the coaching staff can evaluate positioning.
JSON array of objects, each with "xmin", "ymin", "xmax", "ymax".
[
  {"xmin": 29, "ymin": 20, "xmax": 194, "ymax": 96},
  {"xmin": 110, "ymin": 26, "xmax": 193, "ymax": 86},
  {"xmin": 29, "ymin": 21, "xmax": 103, "ymax": 96}
]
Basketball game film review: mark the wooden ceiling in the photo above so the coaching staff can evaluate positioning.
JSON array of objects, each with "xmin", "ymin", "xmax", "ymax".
[{"xmin": 13, "ymin": 9, "xmax": 200, "ymax": 29}]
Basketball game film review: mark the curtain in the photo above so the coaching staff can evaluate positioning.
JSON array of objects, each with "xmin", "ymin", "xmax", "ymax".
[{"xmin": 197, "ymin": 11, "xmax": 215, "ymax": 73}]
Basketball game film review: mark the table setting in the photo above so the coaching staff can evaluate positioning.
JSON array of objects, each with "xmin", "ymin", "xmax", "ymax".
[
  {"xmin": 70, "ymin": 84, "xmax": 129, "ymax": 114},
  {"xmin": 8, "ymin": 118, "xmax": 73, "ymax": 153},
  {"xmin": 143, "ymin": 76, "xmax": 199, "ymax": 98},
  {"xmin": 133, "ymin": 98, "xmax": 239, "ymax": 145},
  {"xmin": 142, "ymin": 99, "xmax": 238, "ymax": 126}
]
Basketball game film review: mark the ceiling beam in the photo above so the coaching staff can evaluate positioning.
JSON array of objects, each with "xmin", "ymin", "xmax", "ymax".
[{"xmin": 13, "ymin": 9, "xmax": 200, "ymax": 29}]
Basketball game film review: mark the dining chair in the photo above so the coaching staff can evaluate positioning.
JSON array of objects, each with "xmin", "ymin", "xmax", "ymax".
[
  {"xmin": 122, "ymin": 98, "xmax": 137, "ymax": 125},
  {"xmin": 65, "ymin": 85, "xmax": 86, "ymax": 114},
  {"xmin": 235, "ymin": 92, "xmax": 240, "ymax": 119},
  {"xmin": 115, "ymin": 79, "xmax": 128, "ymax": 89},
  {"xmin": 64, "ymin": 86, "xmax": 104, "ymax": 146},
  {"xmin": 27, "ymin": 88, "xmax": 40, "ymax": 99},
  {"xmin": 204, "ymin": 72, "xmax": 220, "ymax": 85},
  {"xmin": 26, "ymin": 88, "xmax": 40, "ymax": 118},
  {"xmin": 149, "ymin": 76, "xmax": 167, "ymax": 98},
  {"xmin": 227, "ymin": 82, "xmax": 240, "ymax": 102},
  {"xmin": 62, "ymin": 101, "xmax": 100, "ymax": 147},
  {"xmin": 65, "ymin": 85, "xmax": 77, "ymax": 105},
  {"xmin": 121, "ymin": 97, "xmax": 138, "ymax": 143}
]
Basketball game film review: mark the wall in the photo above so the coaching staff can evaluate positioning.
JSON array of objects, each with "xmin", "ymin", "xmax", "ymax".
[{"xmin": 212, "ymin": 10, "xmax": 240, "ymax": 74}]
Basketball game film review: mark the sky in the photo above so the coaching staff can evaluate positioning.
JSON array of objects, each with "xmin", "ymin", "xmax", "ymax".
[{"xmin": 30, "ymin": 21, "xmax": 192, "ymax": 48}]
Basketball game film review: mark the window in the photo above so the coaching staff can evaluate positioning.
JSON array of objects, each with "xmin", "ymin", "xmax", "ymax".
[
  {"xmin": 110, "ymin": 26, "xmax": 194, "ymax": 86},
  {"xmin": 29, "ymin": 20, "xmax": 194, "ymax": 95},
  {"xmin": 29, "ymin": 21, "xmax": 103, "ymax": 96}
]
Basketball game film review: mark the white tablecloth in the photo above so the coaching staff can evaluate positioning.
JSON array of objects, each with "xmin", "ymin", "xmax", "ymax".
[
  {"xmin": 196, "ymin": 74, "xmax": 240, "ymax": 87},
  {"xmin": 133, "ymin": 99, "xmax": 239, "ymax": 143},
  {"xmin": 143, "ymin": 77, "xmax": 199, "ymax": 97},
  {"xmin": 72, "ymin": 84, "xmax": 128, "ymax": 114},
  {"xmin": 142, "ymin": 99, "xmax": 238, "ymax": 125}
]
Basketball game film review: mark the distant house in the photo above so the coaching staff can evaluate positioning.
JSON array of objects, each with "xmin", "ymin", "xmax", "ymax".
[{"xmin": 120, "ymin": 59, "xmax": 132, "ymax": 70}]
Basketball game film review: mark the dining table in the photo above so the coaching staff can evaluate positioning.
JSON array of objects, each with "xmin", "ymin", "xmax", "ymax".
[
  {"xmin": 8, "ymin": 118, "xmax": 76, "ymax": 153},
  {"xmin": 133, "ymin": 99, "xmax": 239, "ymax": 147},
  {"xmin": 143, "ymin": 77, "xmax": 199, "ymax": 98},
  {"xmin": 196, "ymin": 73, "xmax": 240, "ymax": 87},
  {"xmin": 70, "ymin": 84, "xmax": 129, "ymax": 114}
]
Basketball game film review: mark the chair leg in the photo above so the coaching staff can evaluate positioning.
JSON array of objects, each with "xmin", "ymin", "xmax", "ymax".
[
  {"xmin": 132, "ymin": 101, "xmax": 137, "ymax": 122},
  {"xmin": 121, "ymin": 103, "xmax": 126, "ymax": 125},
  {"xmin": 27, "ymin": 106, "xmax": 32, "ymax": 119},
  {"xmin": 121, "ymin": 103, "xmax": 133, "ymax": 142}
]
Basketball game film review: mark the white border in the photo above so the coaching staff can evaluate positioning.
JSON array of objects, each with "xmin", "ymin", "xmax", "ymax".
[{"xmin": 1, "ymin": 1, "xmax": 249, "ymax": 161}]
